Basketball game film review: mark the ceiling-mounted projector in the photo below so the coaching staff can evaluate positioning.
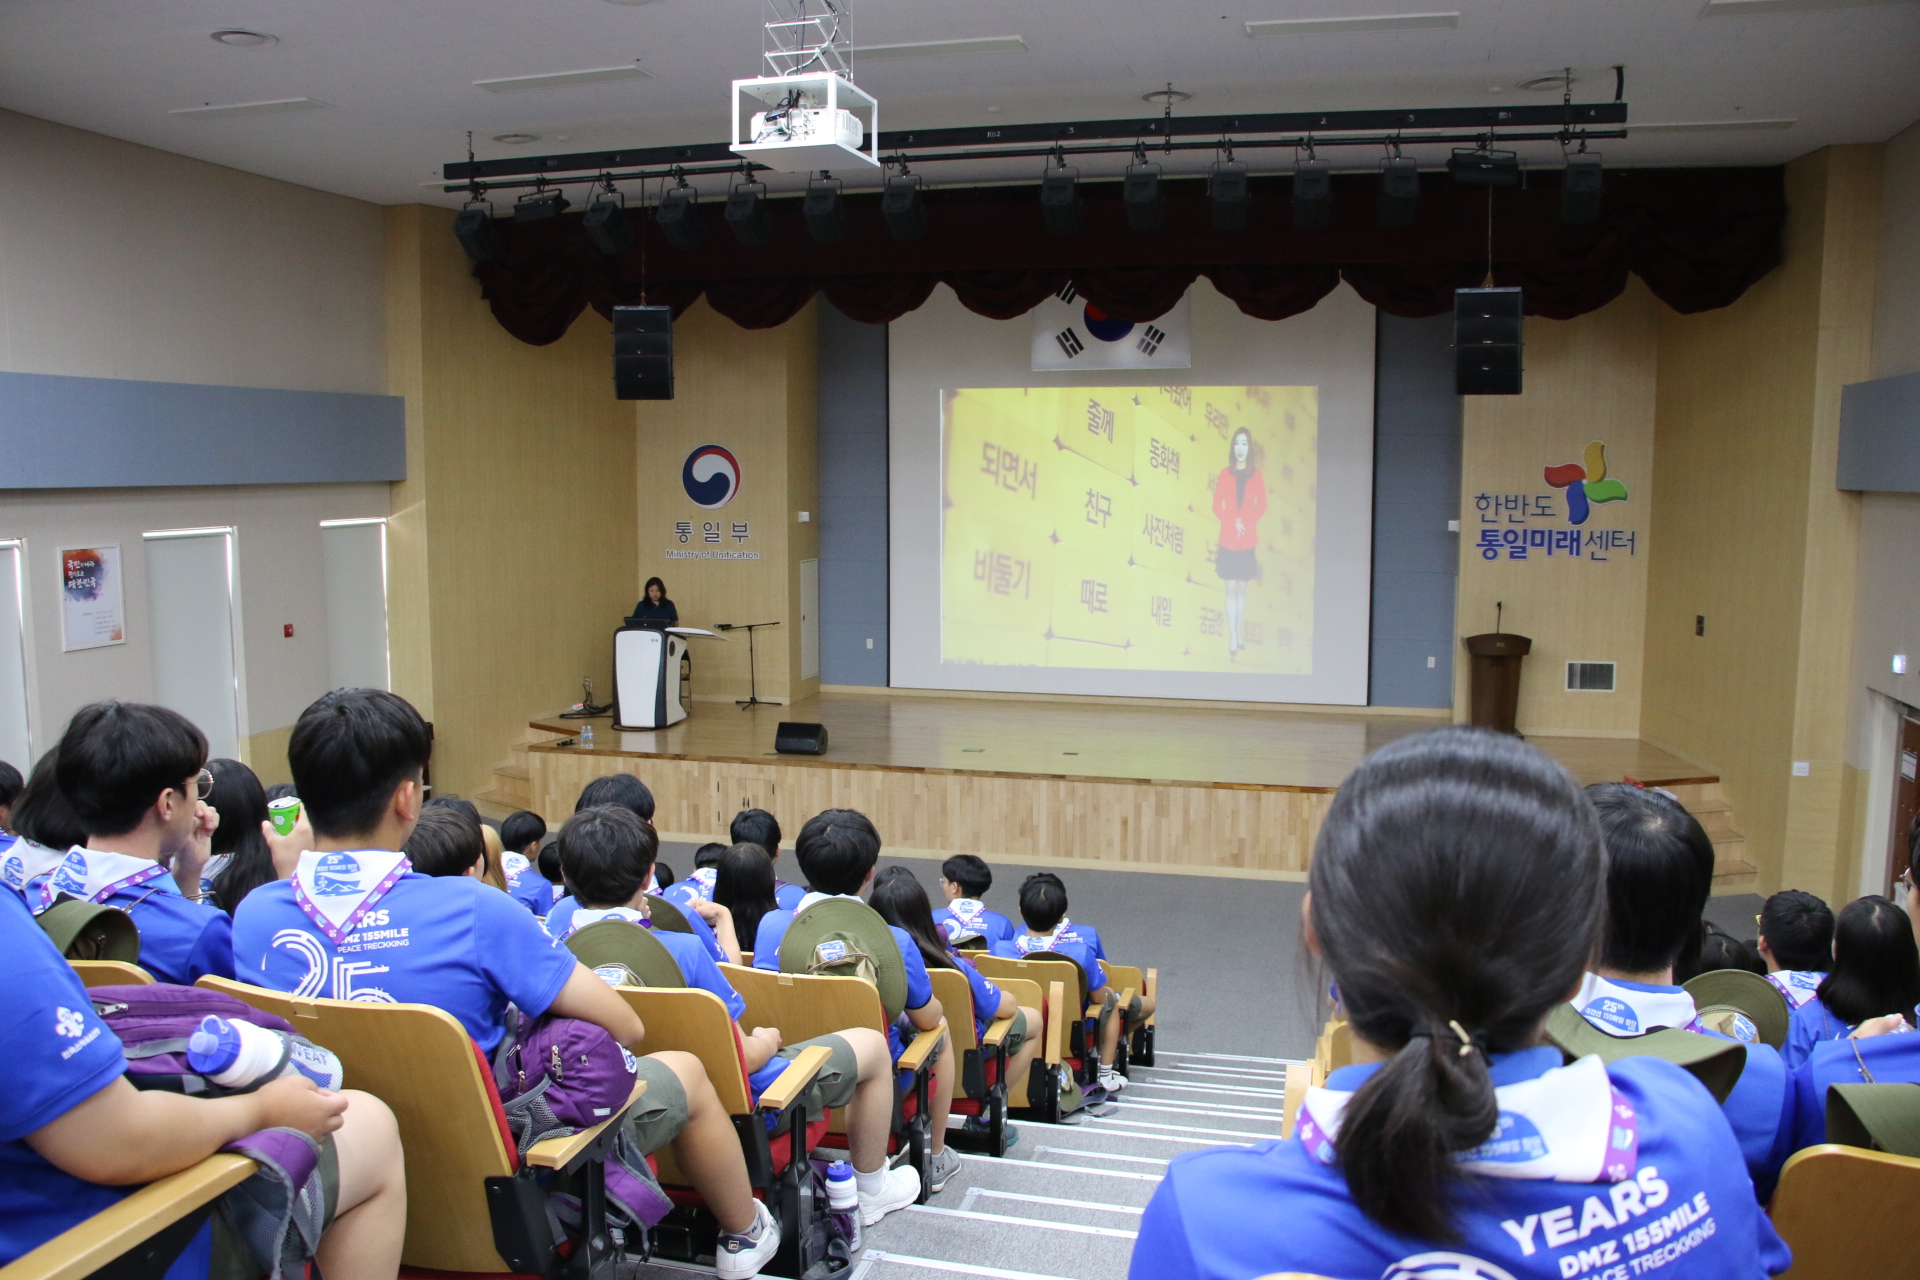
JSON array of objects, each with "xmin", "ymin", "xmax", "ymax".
[{"xmin": 731, "ymin": 72, "xmax": 878, "ymax": 173}]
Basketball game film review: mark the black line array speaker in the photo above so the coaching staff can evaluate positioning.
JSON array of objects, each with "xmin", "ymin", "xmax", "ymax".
[
  {"xmin": 775, "ymin": 721, "xmax": 829, "ymax": 755},
  {"xmin": 1454, "ymin": 287, "xmax": 1524, "ymax": 396},
  {"xmin": 613, "ymin": 305, "xmax": 673, "ymax": 401}
]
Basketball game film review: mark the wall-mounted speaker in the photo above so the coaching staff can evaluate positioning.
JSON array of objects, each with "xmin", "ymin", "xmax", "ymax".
[
  {"xmin": 613, "ymin": 306, "xmax": 673, "ymax": 401},
  {"xmin": 1454, "ymin": 287, "xmax": 1524, "ymax": 396}
]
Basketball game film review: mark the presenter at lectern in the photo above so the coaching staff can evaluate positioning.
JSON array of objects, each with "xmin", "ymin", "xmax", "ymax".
[
  {"xmin": 1212, "ymin": 426, "xmax": 1267, "ymax": 659},
  {"xmin": 631, "ymin": 576, "xmax": 678, "ymax": 624}
]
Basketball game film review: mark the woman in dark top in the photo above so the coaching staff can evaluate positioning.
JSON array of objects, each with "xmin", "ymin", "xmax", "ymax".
[{"xmin": 632, "ymin": 576, "xmax": 678, "ymax": 623}]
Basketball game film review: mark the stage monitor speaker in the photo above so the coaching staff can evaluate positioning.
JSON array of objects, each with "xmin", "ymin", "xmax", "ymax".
[
  {"xmin": 774, "ymin": 721, "xmax": 829, "ymax": 755},
  {"xmin": 1454, "ymin": 287, "xmax": 1524, "ymax": 396},
  {"xmin": 613, "ymin": 306, "xmax": 674, "ymax": 401}
]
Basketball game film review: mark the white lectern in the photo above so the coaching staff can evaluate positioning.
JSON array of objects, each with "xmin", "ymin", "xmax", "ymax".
[{"xmin": 612, "ymin": 623, "xmax": 720, "ymax": 729}]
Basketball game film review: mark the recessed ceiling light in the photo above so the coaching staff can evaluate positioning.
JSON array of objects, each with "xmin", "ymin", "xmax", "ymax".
[
  {"xmin": 1142, "ymin": 88, "xmax": 1193, "ymax": 106},
  {"xmin": 210, "ymin": 29, "xmax": 277, "ymax": 47},
  {"xmin": 493, "ymin": 133, "xmax": 542, "ymax": 145},
  {"xmin": 474, "ymin": 64, "xmax": 650, "ymax": 91},
  {"xmin": 169, "ymin": 97, "xmax": 326, "ymax": 119},
  {"xmin": 1246, "ymin": 12, "xmax": 1459, "ymax": 36},
  {"xmin": 1519, "ymin": 73, "xmax": 1575, "ymax": 91},
  {"xmin": 855, "ymin": 36, "xmax": 1029, "ymax": 60}
]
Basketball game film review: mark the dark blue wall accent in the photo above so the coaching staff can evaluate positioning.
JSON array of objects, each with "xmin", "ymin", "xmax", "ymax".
[
  {"xmin": 1369, "ymin": 312, "xmax": 1463, "ymax": 707},
  {"xmin": 816, "ymin": 302, "xmax": 889, "ymax": 686},
  {"xmin": 0, "ymin": 371, "xmax": 405, "ymax": 489},
  {"xmin": 1838, "ymin": 370, "xmax": 1920, "ymax": 492}
]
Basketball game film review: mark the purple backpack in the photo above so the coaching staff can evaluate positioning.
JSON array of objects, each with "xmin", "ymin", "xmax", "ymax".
[
  {"xmin": 494, "ymin": 1013, "xmax": 673, "ymax": 1234},
  {"xmin": 89, "ymin": 983, "xmax": 303, "ymax": 1095}
]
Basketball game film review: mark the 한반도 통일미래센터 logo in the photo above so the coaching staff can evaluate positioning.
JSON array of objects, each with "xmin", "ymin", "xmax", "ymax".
[
  {"xmin": 1543, "ymin": 442, "xmax": 1628, "ymax": 526},
  {"xmin": 682, "ymin": 445, "xmax": 741, "ymax": 509}
]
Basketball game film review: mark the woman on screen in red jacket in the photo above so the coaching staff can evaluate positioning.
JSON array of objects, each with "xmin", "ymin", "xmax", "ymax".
[{"xmin": 1212, "ymin": 426, "xmax": 1266, "ymax": 657}]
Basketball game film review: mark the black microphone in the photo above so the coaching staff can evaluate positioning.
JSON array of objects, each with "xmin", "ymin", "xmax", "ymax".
[{"xmin": 714, "ymin": 623, "xmax": 736, "ymax": 631}]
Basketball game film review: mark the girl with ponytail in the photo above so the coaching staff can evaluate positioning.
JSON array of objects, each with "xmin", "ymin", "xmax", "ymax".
[{"xmin": 1129, "ymin": 727, "xmax": 1788, "ymax": 1279}]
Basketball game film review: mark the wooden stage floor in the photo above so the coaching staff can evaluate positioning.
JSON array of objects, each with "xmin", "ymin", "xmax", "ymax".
[{"xmin": 528, "ymin": 690, "xmax": 1715, "ymax": 793}]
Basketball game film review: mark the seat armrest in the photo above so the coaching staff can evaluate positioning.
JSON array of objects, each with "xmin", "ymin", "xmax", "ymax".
[
  {"xmin": 755, "ymin": 1044, "xmax": 833, "ymax": 1114},
  {"xmin": 0, "ymin": 1154, "xmax": 254, "ymax": 1280},
  {"xmin": 981, "ymin": 1014, "xmax": 1015, "ymax": 1050},
  {"xmin": 525, "ymin": 1079, "xmax": 648, "ymax": 1172},
  {"xmin": 896, "ymin": 1022, "xmax": 946, "ymax": 1075},
  {"xmin": 1086, "ymin": 986, "xmax": 1137, "ymax": 1020},
  {"xmin": 1145, "ymin": 968, "xmax": 1157, "ymax": 1025},
  {"xmin": 1045, "ymin": 981, "xmax": 1067, "ymax": 1066}
]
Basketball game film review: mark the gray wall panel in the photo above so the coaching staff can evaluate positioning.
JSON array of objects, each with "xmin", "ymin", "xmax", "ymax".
[
  {"xmin": 816, "ymin": 301, "xmax": 890, "ymax": 686},
  {"xmin": 1838, "ymin": 371, "xmax": 1920, "ymax": 492}
]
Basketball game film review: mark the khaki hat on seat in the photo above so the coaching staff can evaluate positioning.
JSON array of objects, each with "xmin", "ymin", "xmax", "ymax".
[
  {"xmin": 1682, "ymin": 968, "xmax": 1791, "ymax": 1050},
  {"xmin": 778, "ymin": 897, "xmax": 909, "ymax": 1022},
  {"xmin": 565, "ymin": 918, "xmax": 690, "ymax": 989}
]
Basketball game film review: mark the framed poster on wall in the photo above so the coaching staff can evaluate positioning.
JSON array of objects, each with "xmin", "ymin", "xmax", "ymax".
[{"xmin": 60, "ymin": 544, "xmax": 125, "ymax": 651}]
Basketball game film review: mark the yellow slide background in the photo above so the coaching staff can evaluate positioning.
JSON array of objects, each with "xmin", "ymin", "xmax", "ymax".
[{"xmin": 942, "ymin": 385, "xmax": 1318, "ymax": 674}]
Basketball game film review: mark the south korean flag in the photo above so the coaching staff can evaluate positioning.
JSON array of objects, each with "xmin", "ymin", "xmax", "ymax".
[{"xmin": 1031, "ymin": 282, "xmax": 1192, "ymax": 372}]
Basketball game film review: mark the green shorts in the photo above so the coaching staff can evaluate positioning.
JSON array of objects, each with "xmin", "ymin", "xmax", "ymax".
[
  {"xmin": 623, "ymin": 1054, "xmax": 694, "ymax": 1157},
  {"xmin": 1093, "ymin": 990, "xmax": 1145, "ymax": 1049},
  {"xmin": 772, "ymin": 1032, "xmax": 861, "ymax": 1116},
  {"xmin": 998, "ymin": 1008, "xmax": 1030, "ymax": 1058}
]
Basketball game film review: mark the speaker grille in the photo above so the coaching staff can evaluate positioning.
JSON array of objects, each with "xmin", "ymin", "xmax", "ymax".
[
  {"xmin": 1454, "ymin": 287, "xmax": 1524, "ymax": 395},
  {"xmin": 613, "ymin": 306, "xmax": 673, "ymax": 401}
]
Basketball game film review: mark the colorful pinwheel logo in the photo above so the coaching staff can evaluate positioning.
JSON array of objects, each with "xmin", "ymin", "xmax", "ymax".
[{"xmin": 1544, "ymin": 442, "xmax": 1629, "ymax": 526}]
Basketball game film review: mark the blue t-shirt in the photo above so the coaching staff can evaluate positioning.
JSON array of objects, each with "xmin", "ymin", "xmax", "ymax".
[
  {"xmin": 1788, "ymin": 1028, "xmax": 1920, "ymax": 1149},
  {"xmin": 1782, "ymin": 996, "xmax": 1852, "ymax": 1070},
  {"xmin": 774, "ymin": 881, "xmax": 805, "ymax": 912},
  {"xmin": 933, "ymin": 901, "xmax": 1015, "ymax": 949},
  {"xmin": 233, "ymin": 871, "xmax": 577, "ymax": 1054},
  {"xmin": 0, "ymin": 890, "xmax": 211, "ymax": 1279},
  {"xmin": 752, "ymin": 903, "xmax": 934, "ymax": 1061},
  {"xmin": 548, "ymin": 893, "xmax": 728, "ymax": 964},
  {"xmin": 1130, "ymin": 1048, "xmax": 1791, "ymax": 1280},
  {"xmin": 990, "ymin": 932, "xmax": 1107, "ymax": 997},
  {"xmin": 104, "ymin": 880, "xmax": 235, "ymax": 987},
  {"xmin": 507, "ymin": 871, "xmax": 555, "ymax": 919}
]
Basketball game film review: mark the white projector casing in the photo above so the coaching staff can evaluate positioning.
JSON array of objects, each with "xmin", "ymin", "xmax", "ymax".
[{"xmin": 731, "ymin": 72, "xmax": 878, "ymax": 173}]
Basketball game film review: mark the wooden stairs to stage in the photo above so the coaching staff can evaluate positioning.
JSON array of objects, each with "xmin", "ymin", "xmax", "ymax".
[
  {"xmin": 475, "ymin": 725, "xmax": 568, "ymax": 819},
  {"xmin": 1664, "ymin": 781, "xmax": 1757, "ymax": 895}
]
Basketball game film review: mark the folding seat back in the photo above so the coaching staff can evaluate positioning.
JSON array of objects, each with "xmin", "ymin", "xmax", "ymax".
[
  {"xmin": 1099, "ymin": 958, "xmax": 1158, "ymax": 1066},
  {"xmin": 1771, "ymin": 1143, "xmax": 1920, "ymax": 1278},
  {"xmin": 70, "ymin": 959, "xmax": 154, "ymax": 987},
  {"xmin": 969, "ymin": 952, "xmax": 1088, "ymax": 1120},
  {"xmin": 928, "ymin": 967, "xmax": 1016, "ymax": 1156}
]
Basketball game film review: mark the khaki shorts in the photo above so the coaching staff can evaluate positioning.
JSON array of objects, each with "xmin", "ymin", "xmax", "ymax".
[
  {"xmin": 1093, "ymin": 990, "xmax": 1145, "ymax": 1050},
  {"xmin": 999, "ymin": 1008, "xmax": 1030, "ymax": 1058},
  {"xmin": 623, "ymin": 1054, "xmax": 694, "ymax": 1156}
]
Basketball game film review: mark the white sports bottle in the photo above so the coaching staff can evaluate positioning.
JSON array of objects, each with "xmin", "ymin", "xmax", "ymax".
[{"xmin": 187, "ymin": 1014, "xmax": 345, "ymax": 1090}]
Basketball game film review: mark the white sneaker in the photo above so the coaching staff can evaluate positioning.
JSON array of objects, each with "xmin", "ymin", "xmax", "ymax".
[
  {"xmin": 1098, "ymin": 1066, "xmax": 1129, "ymax": 1093},
  {"xmin": 715, "ymin": 1199, "xmax": 780, "ymax": 1279},
  {"xmin": 857, "ymin": 1164, "xmax": 921, "ymax": 1226}
]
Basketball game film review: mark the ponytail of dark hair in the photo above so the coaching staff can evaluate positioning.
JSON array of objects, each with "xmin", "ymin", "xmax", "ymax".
[
  {"xmin": 870, "ymin": 866, "xmax": 958, "ymax": 971},
  {"xmin": 1309, "ymin": 727, "xmax": 1604, "ymax": 1241},
  {"xmin": 1817, "ymin": 895, "xmax": 1920, "ymax": 1027}
]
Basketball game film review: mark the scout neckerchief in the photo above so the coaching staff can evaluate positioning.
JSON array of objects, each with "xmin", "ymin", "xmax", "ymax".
[
  {"xmin": 292, "ymin": 849, "xmax": 411, "ymax": 945},
  {"xmin": 49, "ymin": 846, "xmax": 169, "ymax": 905}
]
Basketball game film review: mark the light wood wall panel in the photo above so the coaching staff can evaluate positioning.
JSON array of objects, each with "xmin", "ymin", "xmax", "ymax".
[
  {"xmin": 1642, "ymin": 147, "xmax": 1880, "ymax": 900},
  {"xmin": 1453, "ymin": 280, "xmax": 1659, "ymax": 736},
  {"xmin": 631, "ymin": 300, "xmax": 818, "ymax": 705},
  {"xmin": 384, "ymin": 205, "xmax": 638, "ymax": 801},
  {"xmin": 529, "ymin": 748, "xmax": 1333, "ymax": 875}
]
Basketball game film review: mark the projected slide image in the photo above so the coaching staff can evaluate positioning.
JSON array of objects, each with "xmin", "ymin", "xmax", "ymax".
[{"xmin": 942, "ymin": 385, "xmax": 1317, "ymax": 674}]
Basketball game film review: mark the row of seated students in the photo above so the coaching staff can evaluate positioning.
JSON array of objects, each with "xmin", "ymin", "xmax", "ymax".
[{"xmin": 0, "ymin": 689, "xmax": 1154, "ymax": 1280}]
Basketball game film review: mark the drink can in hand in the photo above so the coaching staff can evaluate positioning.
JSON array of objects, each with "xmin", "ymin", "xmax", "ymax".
[{"xmin": 268, "ymin": 796, "xmax": 302, "ymax": 837}]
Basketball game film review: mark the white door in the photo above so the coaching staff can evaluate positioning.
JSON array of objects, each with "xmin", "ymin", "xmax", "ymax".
[
  {"xmin": 144, "ymin": 528, "xmax": 243, "ymax": 759},
  {"xmin": 0, "ymin": 541, "xmax": 31, "ymax": 767},
  {"xmin": 321, "ymin": 519, "xmax": 391, "ymax": 690},
  {"xmin": 800, "ymin": 558, "xmax": 820, "ymax": 681}
]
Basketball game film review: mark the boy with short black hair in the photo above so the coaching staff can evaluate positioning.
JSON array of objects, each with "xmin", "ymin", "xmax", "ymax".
[
  {"xmin": 0, "ymin": 759, "xmax": 22, "ymax": 839},
  {"xmin": 753, "ymin": 809, "xmax": 958, "ymax": 1202},
  {"xmin": 933, "ymin": 853, "xmax": 1013, "ymax": 948},
  {"xmin": 499, "ymin": 809, "xmax": 554, "ymax": 916},
  {"xmin": 233, "ymin": 689, "xmax": 780, "ymax": 1278},
  {"xmin": 729, "ymin": 809, "xmax": 804, "ymax": 910},
  {"xmin": 46, "ymin": 701, "xmax": 235, "ymax": 985},
  {"xmin": 402, "ymin": 804, "xmax": 489, "ymax": 878},
  {"xmin": 1756, "ymin": 889, "xmax": 1833, "ymax": 1010},
  {"xmin": 993, "ymin": 872, "xmax": 1154, "ymax": 1095}
]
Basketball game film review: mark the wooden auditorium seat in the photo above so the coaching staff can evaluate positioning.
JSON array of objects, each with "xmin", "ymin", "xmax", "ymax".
[
  {"xmin": 199, "ymin": 977, "xmax": 645, "ymax": 1279},
  {"xmin": 0, "ymin": 1153, "xmax": 254, "ymax": 1280},
  {"xmin": 1770, "ymin": 1143, "xmax": 1920, "ymax": 1278},
  {"xmin": 970, "ymin": 953, "xmax": 1094, "ymax": 1121},
  {"xmin": 1101, "ymin": 959, "xmax": 1159, "ymax": 1066},
  {"xmin": 927, "ymin": 967, "xmax": 1019, "ymax": 1157},
  {"xmin": 69, "ymin": 959, "xmax": 154, "ymax": 987}
]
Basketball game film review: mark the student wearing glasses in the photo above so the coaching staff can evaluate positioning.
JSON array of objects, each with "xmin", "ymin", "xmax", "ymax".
[{"xmin": 44, "ymin": 702, "xmax": 236, "ymax": 985}]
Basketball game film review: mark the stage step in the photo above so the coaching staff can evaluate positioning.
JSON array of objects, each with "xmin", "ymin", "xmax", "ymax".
[{"xmin": 1663, "ymin": 783, "xmax": 1755, "ymax": 896}]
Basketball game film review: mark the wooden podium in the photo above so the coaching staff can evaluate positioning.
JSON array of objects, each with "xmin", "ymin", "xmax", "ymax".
[{"xmin": 1464, "ymin": 632, "xmax": 1532, "ymax": 736}]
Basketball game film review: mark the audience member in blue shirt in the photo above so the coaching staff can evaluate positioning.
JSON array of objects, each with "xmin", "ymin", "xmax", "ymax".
[
  {"xmin": 1788, "ymin": 1009, "xmax": 1920, "ymax": 1148},
  {"xmin": 1756, "ymin": 888, "xmax": 1832, "ymax": 1013},
  {"xmin": 729, "ymin": 809, "xmax": 805, "ymax": 911},
  {"xmin": 932, "ymin": 853, "xmax": 1015, "ymax": 949},
  {"xmin": 228, "ymin": 687, "xmax": 783, "ymax": 1276},
  {"xmin": 663, "ymin": 842, "xmax": 728, "ymax": 910},
  {"xmin": 713, "ymin": 843, "xmax": 783, "ymax": 963},
  {"xmin": 1131, "ymin": 727, "xmax": 1789, "ymax": 1280},
  {"xmin": 751, "ymin": 808, "xmax": 958, "ymax": 1197},
  {"xmin": 0, "ymin": 878, "xmax": 406, "ymax": 1280},
  {"xmin": 0, "ymin": 757, "xmax": 19, "ymax": 843},
  {"xmin": 499, "ymin": 810, "xmax": 555, "ymax": 917},
  {"xmin": 44, "ymin": 702, "xmax": 235, "ymax": 985},
  {"xmin": 0, "ymin": 751, "xmax": 83, "ymax": 913},
  {"xmin": 1780, "ymin": 895, "xmax": 1919, "ymax": 1069},
  {"xmin": 1569, "ymin": 783, "xmax": 1795, "ymax": 1196}
]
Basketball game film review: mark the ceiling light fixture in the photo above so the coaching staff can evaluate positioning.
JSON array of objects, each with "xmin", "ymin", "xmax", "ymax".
[
  {"xmin": 1209, "ymin": 157, "xmax": 1250, "ymax": 230},
  {"xmin": 454, "ymin": 203, "xmax": 502, "ymax": 262},
  {"xmin": 1123, "ymin": 155, "xmax": 1165, "ymax": 233},
  {"xmin": 1142, "ymin": 88, "xmax": 1193, "ymax": 108},
  {"xmin": 803, "ymin": 173, "xmax": 845, "ymax": 243},
  {"xmin": 882, "ymin": 169, "xmax": 928, "ymax": 241},
  {"xmin": 1377, "ymin": 154, "xmax": 1420, "ymax": 227},
  {"xmin": 656, "ymin": 177, "xmax": 707, "ymax": 249},
  {"xmin": 1247, "ymin": 12, "xmax": 1459, "ymax": 36},
  {"xmin": 1293, "ymin": 157, "xmax": 1332, "ymax": 229},
  {"xmin": 492, "ymin": 133, "xmax": 542, "ymax": 145},
  {"xmin": 855, "ymin": 36, "xmax": 1029, "ymax": 60},
  {"xmin": 513, "ymin": 189, "xmax": 570, "ymax": 221},
  {"xmin": 584, "ymin": 190, "xmax": 635, "ymax": 256},
  {"xmin": 1040, "ymin": 160, "xmax": 1081, "ymax": 236},
  {"xmin": 475, "ymin": 64, "xmax": 650, "ymax": 92},
  {"xmin": 1561, "ymin": 153, "xmax": 1604, "ymax": 225},
  {"xmin": 724, "ymin": 177, "xmax": 773, "ymax": 246},
  {"xmin": 169, "ymin": 98, "xmax": 326, "ymax": 119},
  {"xmin": 210, "ymin": 29, "xmax": 277, "ymax": 47}
]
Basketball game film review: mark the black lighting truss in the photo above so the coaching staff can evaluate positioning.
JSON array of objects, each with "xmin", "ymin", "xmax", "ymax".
[{"xmin": 442, "ymin": 101, "xmax": 1628, "ymax": 196}]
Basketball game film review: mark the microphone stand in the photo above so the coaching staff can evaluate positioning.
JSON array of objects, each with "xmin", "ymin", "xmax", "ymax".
[{"xmin": 715, "ymin": 621, "xmax": 782, "ymax": 709}]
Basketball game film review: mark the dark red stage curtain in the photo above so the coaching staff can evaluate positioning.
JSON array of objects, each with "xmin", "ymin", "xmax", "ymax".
[{"xmin": 470, "ymin": 166, "xmax": 1786, "ymax": 344}]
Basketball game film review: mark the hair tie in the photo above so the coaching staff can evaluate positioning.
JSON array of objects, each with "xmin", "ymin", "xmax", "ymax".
[{"xmin": 1409, "ymin": 1020, "xmax": 1478, "ymax": 1057}]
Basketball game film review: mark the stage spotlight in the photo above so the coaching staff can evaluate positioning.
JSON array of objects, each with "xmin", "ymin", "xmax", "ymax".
[
  {"xmin": 724, "ymin": 179, "xmax": 773, "ymax": 247},
  {"xmin": 1123, "ymin": 161, "xmax": 1164, "ymax": 233},
  {"xmin": 1208, "ymin": 161, "xmax": 1250, "ymax": 231},
  {"xmin": 1561, "ymin": 154, "xmax": 1604, "ymax": 225},
  {"xmin": 583, "ymin": 195, "xmax": 634, "ymax": 256},
  {"xmin": 1377, "ymin": 156, "xmax": 1420, "ymax": 228},
  {"xmin": 514, "ymin": 189, "xmax": 569, "ymax": 221},
  {"xmin": 655, "ymin": 182, "xmax": 706, "ymax": 250},
  {"xmin": 803, "ymin": 174, "xmax": 844, "ymax": 244},
  {"xmin": 453, "ymin": 204, "xmax": 501, "ymax": 262},
  {"xmin": 881, "ymin": 172, "xmax": 927, "ymax": 242},
  {"xmin": 1292, "ymin": 159, "xmax": 1331, "ymax": 230},
  {"xmin": 1447, "ymin": 146, "xmax": 1520, "ymax": 187},
  {"xmin": 1040, "ymin": 167, "xmax": 1080, "ymax": 236}
]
